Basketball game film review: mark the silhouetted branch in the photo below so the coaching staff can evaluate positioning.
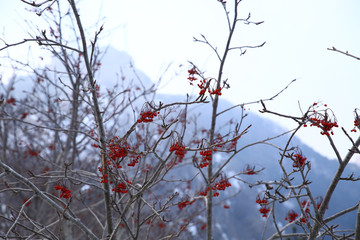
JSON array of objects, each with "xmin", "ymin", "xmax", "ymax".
[{"xmin": 328, "ymin": 46, "xmax": 360, "ymax": 61}]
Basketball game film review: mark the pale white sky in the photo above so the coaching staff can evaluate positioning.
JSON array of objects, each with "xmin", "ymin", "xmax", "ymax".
[{"xmin": 1, "ymin": 0, "xmax": 360, "ymax": 161}]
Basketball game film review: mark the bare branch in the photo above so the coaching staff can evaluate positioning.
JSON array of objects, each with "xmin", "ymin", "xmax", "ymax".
[{"xmin": 328, "ymin": 46, "xmax": 360, "ymax": 61}]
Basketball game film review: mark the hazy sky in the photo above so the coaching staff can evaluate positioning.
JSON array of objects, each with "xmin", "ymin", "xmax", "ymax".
[{"xmin": 1, "ymin": 0, "xmax": 360, "ymax": 162}]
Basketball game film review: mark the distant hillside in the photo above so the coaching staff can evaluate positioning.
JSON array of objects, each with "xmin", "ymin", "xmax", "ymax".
[
  {"xmin": 10, "ymin": 46, "xmax": 359, "ymax": 239},
  {"xmin": 154, "ymin": 86, "xmax": 360, "ymax": 240}
]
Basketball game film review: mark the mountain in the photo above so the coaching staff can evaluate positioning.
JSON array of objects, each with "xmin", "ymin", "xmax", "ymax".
[
  {"xmin": 151, "ymin": 77, "xmax": 360, "ymax": 239},
  {"xmin": 4, "ymin": 46, "xmax": 359, "ymax": 239},
  {"xmin": 94, "ymin": 48, "xmax": 360, "ymax": 239}
]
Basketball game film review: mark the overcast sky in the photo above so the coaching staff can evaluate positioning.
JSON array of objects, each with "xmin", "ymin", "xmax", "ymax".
[{"xmin": 1, "ymin": 0, "xmax": 360, "ymax": 162}]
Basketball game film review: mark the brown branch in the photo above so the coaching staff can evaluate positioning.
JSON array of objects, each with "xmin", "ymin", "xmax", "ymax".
[
  {"xmin": 0, "ymin": 38, "xmax": 81, "ymax": 53},
  {"xmin": 355, "ymin": 203, "xmax": 360, "ymax": 240},
  {"xmin": 308, "ymin": 135, "xmax": 360, "ymax": 239},
  {"xmin": 217, "ymin": 79, "xmax": 296, "ymax": 117},
  {"xmin": 0, "ymin": 161, "xmax": 98, "ymax": 239},
  {"xmin": 327, "ymin": 46, "xmax": 360, "ymax": 61},
  {"xmin": 68, "ymin": 0, "xmax": 113, "ymax": 236}
]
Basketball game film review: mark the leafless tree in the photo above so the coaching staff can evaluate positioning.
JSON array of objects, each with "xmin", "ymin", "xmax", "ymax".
[{"xmin": 0, "ymin": 1, "xmax": 299, "ymax": 240}]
